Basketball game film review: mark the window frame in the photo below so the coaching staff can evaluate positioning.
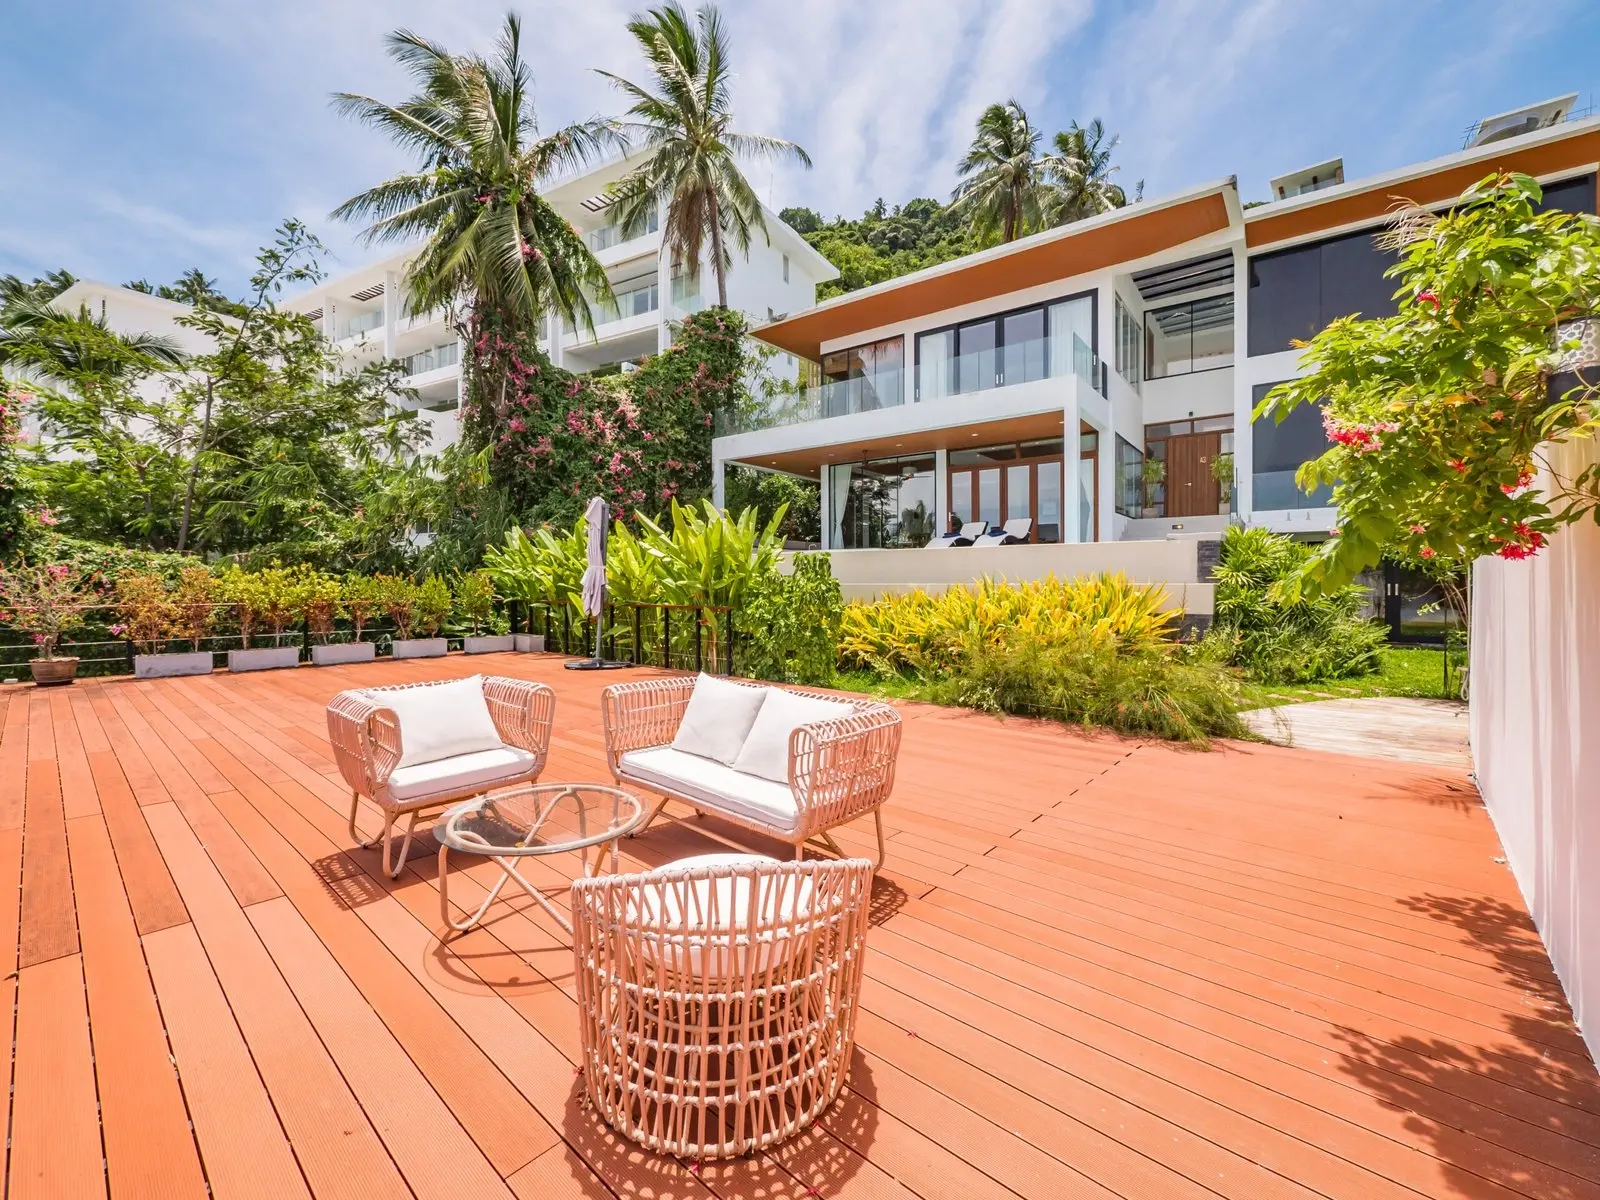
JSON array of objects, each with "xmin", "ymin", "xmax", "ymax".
[
  {"xmin": 912, "ymin": 287, "xmax": 1097, "ymax": 400},
  {"xmin": 1143, "ymin": 293, "xmax": 1236, "ymax": 379}
]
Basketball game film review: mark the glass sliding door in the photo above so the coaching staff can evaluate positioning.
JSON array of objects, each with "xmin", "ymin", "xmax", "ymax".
[
  {"xmin": 838, "ymin": 454, "xmax": 938, "ymax": 548},
  {"xmin": 916, "ymin": 329, "xmax": 954, "ymax": 401},
  {"xmin": 976, "ymin": 468, "xmax": 1001, "ymax": 528},
  {"xmin": 948, "ymin": 440, "xmax": 1066, "ymax": 544},
  {"xmin": 1002, "ymin": 308, "xmax": 1046, "ymax": 386},
  {"xmin": 1048, "ymin": 295, "xmax": 1095, "ymax": 382},
  {"xmin": 957, "ymin": 318, "xmax": 997, "ymax": 394},
  {"xmin": 1037, "ymin": 461, "xmax": 1062, "ymax": 543}
]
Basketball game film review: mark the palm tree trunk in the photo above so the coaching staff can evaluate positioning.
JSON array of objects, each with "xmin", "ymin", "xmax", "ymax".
[
  {"xmin": 176, "ymin": 375, "xmax": 213, "ymax": 554},
  {"xmin": 707, "ymin": 189, "xmax": 729, "ymax": 308}
]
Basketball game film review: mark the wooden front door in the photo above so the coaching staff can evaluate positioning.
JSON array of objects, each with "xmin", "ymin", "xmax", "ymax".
[{"xmin": 1165, "ymin": 432, "xmax": 1221, "ymax": 517}]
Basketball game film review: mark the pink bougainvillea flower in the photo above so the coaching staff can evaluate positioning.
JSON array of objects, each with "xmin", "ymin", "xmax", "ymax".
[
  {"xmin": 35, "ymin": 507, "xmax": 59, "ymax": 527},
  {"xmin": 1447, "ymin": 458, "xmax": 1468, "ymax": 474},
  {"xmin": 1408, "ymin": 523, "xmax": 1426, "ymax": 534}
]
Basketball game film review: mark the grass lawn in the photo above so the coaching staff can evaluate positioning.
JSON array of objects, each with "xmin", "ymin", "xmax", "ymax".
[
  {"xmin": 1237, "ymin": 645, "xmax": 1465, "ymax": 708},
  {"xmin": 838, "ymin": 644, "xmax": 1467, "ymax": 713}
]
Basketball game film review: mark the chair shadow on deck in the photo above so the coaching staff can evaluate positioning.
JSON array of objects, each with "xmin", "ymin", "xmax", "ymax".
[
  {"xmin": 311, "ymin": 850, "xmax": 391, "ymax": 910},
  {"xmin": 1332, "ymin": 892, "xmax": 1600, "ymax": 1200},
  {"xmin": 559, "ymin": 1053, "xmax": 879, "ymax": 1197}
]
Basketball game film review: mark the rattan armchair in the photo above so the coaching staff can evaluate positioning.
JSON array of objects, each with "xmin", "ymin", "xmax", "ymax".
[
  {"xmin": 571, "ymin": 854, "xmax": 874, "ymax": 1159},
  {"xmin": 326, "ymin": 676, "xmax": 555, "ymax": 876},
  {"xmin": 600, "ymin": 677, "xmax": 901, "ymax": 867}
]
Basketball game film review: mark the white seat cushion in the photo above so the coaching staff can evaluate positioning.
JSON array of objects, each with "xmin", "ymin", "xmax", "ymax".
[
  {"xmin": 368, "ymin": 676, "xmax": 505, "ymax": 768},
  {"xmin": 731, "ymin": 690, "xmax": 855, "ymax": 784},
  {"xmin": 620, "ymin": 746, "xmax": 800, "ymax": 833},
  {"xmin": 670, "ymin": 673, "xmax": 770, "ymax": 765},
  {"xmin": 386, "ymin": 745, "xmax": 536, "ymax": 802}
]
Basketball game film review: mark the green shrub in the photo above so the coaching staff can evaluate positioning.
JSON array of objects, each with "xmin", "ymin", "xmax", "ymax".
[
  {"xmin": 342, "ymin": 574, "xmax": 386, "ymax": 641},
  {"xmin": 34, "ymin": 534, "xmax": 197, "ymax": 588},
  {"xmin": 1210, "ymin": 527, "xmax": 1386, "ymax": 684},
  {"xmin": 453, "ymin": 570, "xmax": 499, "ymax": 636},
  {"xmin": 414, "ymin": 575, "xmax": 453, "ymax": 637},
  {"xmin": 741, "ymin": 553, "xmax": 843, "ymax": 686},
  {"xmin": 922, "ymin": 630, "xmax": 1247, "ymax": 747},
  {"xmin": 838, "ymin": 573, "xmax": 1177, "ymax": 676},
  {"xmin": 379, "ymin": 575, "xmax": 419, "ymax": 639}
]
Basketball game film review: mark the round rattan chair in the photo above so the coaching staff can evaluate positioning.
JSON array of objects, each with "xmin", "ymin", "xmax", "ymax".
[{"xmin": 570, "ymin": 853, "xmax": 874, "ymax": 1160}]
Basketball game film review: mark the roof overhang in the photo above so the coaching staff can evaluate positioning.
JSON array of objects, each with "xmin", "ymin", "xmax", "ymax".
[
  {"xmin": 752, "ymin": 179, "xmax": 1240, "ymax": 361},
  {"xmin": 1246, "ymin": 117, "xmax": 1600, "ymax": 248}
]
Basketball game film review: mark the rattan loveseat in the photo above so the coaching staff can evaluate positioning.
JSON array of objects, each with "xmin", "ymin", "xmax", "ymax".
[{"xmin": 600, "ymin": 675, "xmax": 901, "ymax": 867}]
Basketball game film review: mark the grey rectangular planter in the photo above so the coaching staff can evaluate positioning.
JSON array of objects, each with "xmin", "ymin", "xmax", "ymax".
[
  {"xmin": 311, "ymin": 641, "xmax": 376, "ymax": 666},
  {"xmin": 134, "ymin": 650, "xmax": 213, "ymax": 679},
  {"xmin": 464, "ymin": 635, "xmax": 516, "ymax": 655},
  {"xmin": 513, "ymin": 633, "xmax": 546, "ymax": 653},
  {"xmin": 391, "ymin": 637, "xmax": 448, "ymax": 660},
  {"xmin": 227, "ymin": 646, "xmax": 301, "ymax": 673}
]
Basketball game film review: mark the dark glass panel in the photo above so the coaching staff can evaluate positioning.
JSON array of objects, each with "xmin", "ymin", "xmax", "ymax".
[
  {"xmin": 1251, "ymin": 381, "xmax": 1333, "ymax": 509},
  {"xmin": 1247, "ymin": 244, "xmax": 1322, "ymax": 355},
  {"xmin": 1319, "ymin": 227, "xmax": 1399, "ymax": 325}
]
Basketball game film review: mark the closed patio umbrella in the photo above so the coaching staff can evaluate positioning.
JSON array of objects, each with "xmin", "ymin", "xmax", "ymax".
[{"xmin": 566, "ymin": 496, "xmax": 630, "ymax": 671}]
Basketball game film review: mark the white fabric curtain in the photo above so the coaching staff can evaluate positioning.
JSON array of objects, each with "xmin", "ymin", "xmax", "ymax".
[{"xmin": 831, "ymin": 464, "xmax": 853, "ymax": 549}]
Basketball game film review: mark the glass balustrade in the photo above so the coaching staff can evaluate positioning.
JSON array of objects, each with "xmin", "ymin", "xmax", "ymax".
[
  {"xmin": 716, "ymin": 369, "xmax": 905, "ymax": 435},
  {"xmin": 586, "ymin": 207, "xmax": 660, "ymax": 252},
  {"xmin": 338, "ymin": 308, "xmax": 384, "ymax": 340},
  {"xmin": 401, "ymin": 341, "xmax": 460, "ymax": 377}
]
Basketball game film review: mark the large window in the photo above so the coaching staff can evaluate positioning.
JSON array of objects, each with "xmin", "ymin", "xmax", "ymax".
[
  {"xmin": 916, "ymin": 293, "xmax": 1094, "ymax": 401},
  {"xmin": 1251, "ymin": 382, "xmax": 1332, "ymax": 510},
  {"xmin": 836, "ymin": 454, "xmax": 936, "ymax": 548},
  {"xmin": 1114, "ymin": 435, "xmax": 1144, "ymax": 518},
  {"xmin": 819, "ymin": 336, "xmax": 904, "ymax": 417},
  {"xmin": 1114, "ymin": 294, "xmax": 1142, "ymax": 391},
  {"xmin": 1247, "ymin": 172, "xmax": 1597, "ymax": 356},
  {"xmin": 1145, "ymin": 295, "xmax": 1234, "ymax": 378},
  {"xmin": 948, "ymin": 439, "xmax": 1065, "ymax": 544}
]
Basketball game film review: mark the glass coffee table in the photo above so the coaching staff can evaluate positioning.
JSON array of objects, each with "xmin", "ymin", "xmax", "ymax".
[{"xmin": 434, "ymin": 782, "xmax": 644, "ymax": 936}]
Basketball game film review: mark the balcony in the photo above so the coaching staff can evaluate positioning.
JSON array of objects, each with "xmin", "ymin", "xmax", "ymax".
[
  {"xmin": 717, "ymin": 369, "xmax": 905, "ymax": 435},
  {"xmin": 918, "ymin": 332, "xmax": 1099, "ymax": 402},
  {"xmin": 588, "ymin": 279, "xmax": 659, "ymax": 327},
  {"xmin": 337, "ymin": 308, "xmax": 384, "ymax": 341},
  {"xmin": 401, "ymin": 341, "xmax": 459, "ymax": 379},
  {"xmin": 586, "ymin": 206, "xmax": 659, "ymax": 254}
]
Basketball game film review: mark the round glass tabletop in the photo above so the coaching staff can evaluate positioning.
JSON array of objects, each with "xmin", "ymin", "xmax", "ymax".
[{"xmin": 434, "ymin": 783, "xmax": 644, "ymax": 858}]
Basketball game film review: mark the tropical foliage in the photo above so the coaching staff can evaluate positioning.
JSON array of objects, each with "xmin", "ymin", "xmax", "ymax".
[
  {"xmin": 600, "ymin": 1, "xmax": 811, "ymax": 308},
  {"xmin": 332, "ymin": 14, "xmax": 617, "ymax": 332},
  {"xmin": 781, "ymin": 198, "xmax": 972, "ymax": 299},
  {"xmin": 839, "ymin": 574, "xmax": 1178, "ymax": 675},
  {"xmin": 951, "ymin": 100, "xmax": 1045, "ymax": 244},
  {"xmin": 1206, "ymin": 526, "xmax": 1386, "ymax": 684},
  {"xmin": 0, "ymin": 560, "xmax": 96, "ymax": 660},
  {"xmin": 1260, "ymin": 172, "xmax": 1600, "ymax": 594}
]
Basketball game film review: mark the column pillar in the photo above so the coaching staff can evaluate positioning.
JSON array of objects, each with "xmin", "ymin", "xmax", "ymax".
[
  {"xmin": 1231, "ymin": 242, "xmax": 1253, "ymax": 522},
  {"xmin": 711, "ymin": 455, "xmax": 726, "ymax": 510},
  {"xmin": 819, "ymin": 464, "xmax": 833, "ymax": 551},
  {"xmin": 1062, "ymin": 390, "xmax": 1084, "ymax": 543},
  {"xmin": 383, "ymin": 270, "xmax": 398, "ymax": 360},
  {"xmin": 933, "ymin": 448, "xmax": 950, "ymax": 537}
]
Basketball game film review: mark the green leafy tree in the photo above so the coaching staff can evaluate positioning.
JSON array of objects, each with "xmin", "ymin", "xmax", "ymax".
[
  {"xmin": 786, "ymin": 197, "xmax": 972, "ymax": 299},
  {"xmin": 951, "ymin": 100, "xmax": 1044, "ymax": 244},
  {"xmin": 333, "ymin": 15, "xmax": 617, "ymax": 334},
  {"xmin": 1259, "ymin": 172, "xmax": 1600, "ymax": 595},
  {"xmin": 600, "ymin": 1, "xmax": 811, "ymax": 308},
  {"xmin": 1042, "ymin": 118, "xmax": 1139, "ymax": 226},
  {"xmin": 0, "ymin": 270, "xmax": 76, "ymax": 308}
]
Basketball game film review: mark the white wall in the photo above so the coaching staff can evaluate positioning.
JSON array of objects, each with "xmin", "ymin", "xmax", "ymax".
[
  {"xmin": 1470, "ymin": 436, "xmax": 1600, "ymax": 1066},
  {"xmin": 1142, "ymin": 367, "xmax": 1234, "ymax": 426}
]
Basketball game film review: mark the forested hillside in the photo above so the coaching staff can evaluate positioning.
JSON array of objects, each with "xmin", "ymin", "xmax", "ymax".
[{"xmin": 780, "ymin": 198, "xmax": 974, "ymax": 299}]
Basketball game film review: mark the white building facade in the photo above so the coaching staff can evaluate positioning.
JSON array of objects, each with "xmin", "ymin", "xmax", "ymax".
[
  {"xmin": 725, "ymin": 106, "xmax": 1600, "ymax": 560},
  {"xmin": 284, "ymin": 151, "xmax": 836, "ymax": 455}
]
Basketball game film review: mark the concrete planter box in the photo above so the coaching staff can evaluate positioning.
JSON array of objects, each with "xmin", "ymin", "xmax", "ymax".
[
  {"xmin": 391, "ymin": 637, "xmax": 448, "ymax": 660},
  {"xmin": 134, "ymin": 651, "xmax": 213, "ymax": 679},
  {"xmin": 227, "ymin": 646, "xmax": 301, "ymax": 673},
  {"xmin": 311, "ymin": 641, "xmax": 376, "ymax": 667},
  {"xmin": 513, "ymin": 634, "xmax": 546, "ymax": 653},
  {"xmin": 464, "ymin": 635, "xmax": 515, "ymax": 655}
]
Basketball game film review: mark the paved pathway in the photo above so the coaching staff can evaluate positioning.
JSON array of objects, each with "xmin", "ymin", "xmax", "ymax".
[{"xmin": 1241, "ymin": 695, "xmax": 1472, "ymax": 772}]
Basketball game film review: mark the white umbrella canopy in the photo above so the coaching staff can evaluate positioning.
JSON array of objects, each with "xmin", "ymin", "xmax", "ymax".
[{"xmin": 580, "ymin": 496, "xmax": 608, "ymax": 619}]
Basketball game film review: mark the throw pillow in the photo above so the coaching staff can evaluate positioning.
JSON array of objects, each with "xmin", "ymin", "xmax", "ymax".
[
  {"xmin": 732, "ymin": 689, "xmax": 855, "ymax": 784},
  {"xmin": 372, "ymin": 675, "xmax": 505, "ymax": 768},
  {"xmin": 670, "ymin": 673, "xmax": 770, "ymax": 765}
]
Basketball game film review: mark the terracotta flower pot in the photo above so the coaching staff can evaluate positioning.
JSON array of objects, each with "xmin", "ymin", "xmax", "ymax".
[{"xmin": 30, "ymin": 657, "xmax": 79, "ymax": 687}]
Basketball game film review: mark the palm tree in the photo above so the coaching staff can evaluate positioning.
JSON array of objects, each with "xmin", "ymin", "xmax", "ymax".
[
  {"xmin": 598, "ymin": 2, "xmax": 812, "ymax": 310},
  {"xmin": 1042, "ymin": 118, "xmax": 1139, "ymax": 226},
  {"xmin": 951, "ymin": 100, "xmax": 1045, "ymax": 244},
  {"xmin": 332, "ymin": 15, "xmax": 619, "ymax": 334},
  {"xmin": 0, "ymin": 298, "xmax": 185, "ymax": 387}
]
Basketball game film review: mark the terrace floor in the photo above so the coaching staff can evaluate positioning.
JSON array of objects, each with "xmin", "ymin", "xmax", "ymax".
[{"xmin": 1, "ymin": 653, "xmax": 1596, "ymax": 1200}]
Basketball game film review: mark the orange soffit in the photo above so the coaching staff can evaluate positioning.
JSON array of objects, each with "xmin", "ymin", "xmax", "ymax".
[
  {"xmin": 754, "ymin": 191, "xmax": 1233, "ymax": 360},
  {"xmin": 1247, "ymin": 128, "xmax": 1600, "ymax": 247}
]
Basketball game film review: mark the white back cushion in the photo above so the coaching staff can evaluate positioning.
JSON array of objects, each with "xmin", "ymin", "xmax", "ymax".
[
  {"xmin": 732, "ymin": 689, "xmax": 855, "ymax": 784},
  {"xmin": 671, "ymin": 673, "xmax": 770, "ymax": 765},
  {"xmin": 372, "ymin": 675, "xmax": 505, "ymax": 768}
]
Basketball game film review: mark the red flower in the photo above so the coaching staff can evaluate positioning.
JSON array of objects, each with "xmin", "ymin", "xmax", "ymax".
[
  {"xmin": 1447, "ymin": 458, "xmax": 1468, "ymax": 474},
  {"xmin": 1420, "ymin": 546, "xmax": 1436, "ymax": 559},
  {"xmin": 1415, "ymin": 289, "xmax": 1439, "ymax": 309},
  {"xmin": 1408, "ymin": 524, "xmax": 1426, "ymax": 534}
]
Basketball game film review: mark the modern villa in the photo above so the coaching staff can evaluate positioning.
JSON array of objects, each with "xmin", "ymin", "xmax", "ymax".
[
  {"xmin": 721, "ymin": 95, "xmax": 1596, "ymax": 568},
  {"xmin": 284, "ymin": 149, "xmax": 837, "ymax": 453}
]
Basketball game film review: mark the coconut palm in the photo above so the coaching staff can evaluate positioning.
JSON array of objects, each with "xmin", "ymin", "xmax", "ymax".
[
  {"xmin": 951, "ymin": 100, "xmax": 1045, "ymax": 244},
  {"xmin": 598, "ymin": 2, "xmax": 812, "ymax": 309},
  {"xmin": 332, "ymin": 15, "xmax": 620, "ymax": 334},
  {"xmin": 0, "ymin": 298, "xmax": 185, "ymax": 387},
  {"xmin": 1042, "ymin": 118, "xmax": 1139, "ymax": 226}
]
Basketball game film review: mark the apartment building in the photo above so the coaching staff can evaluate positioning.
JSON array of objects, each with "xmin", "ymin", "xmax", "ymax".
[
  {"xmin": 284, "ymin": 150, "xmax": 836, "ymax": 454},
  {"xmin": 720, "ymin": 95, "xmax": 1596, "ymax": 566}
]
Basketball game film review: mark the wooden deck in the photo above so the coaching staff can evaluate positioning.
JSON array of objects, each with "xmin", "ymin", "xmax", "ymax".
[{"xmin": 1, "ymin": 653, "xmax": 1596, "ymax": 1200}]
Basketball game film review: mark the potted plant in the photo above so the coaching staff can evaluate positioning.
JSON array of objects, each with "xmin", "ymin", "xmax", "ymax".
[
  {"xmin": 0, "ymin": 561, "xmax": 88, "ymax": 686},
  {"xmin": 220, "ymin": 566, "xmax": 301, "ymax": 672},
  {"xmin": 392, "ymin": 574, "xmax": 451, "ymax": 658},
  {"xmin": 1142, "ymin": 457, "xmax": 1167, "ymax": 512},
  {"xmin": 456, "ymin": 571, "xmax": 513, "ymax": 654},
  {"xmin": 381, "ymin": 575, "xmax": 429, "ymax": 659},
  {"xmin": 120, "ymin": 569, "xmax": 215, "ymax": 678},
  {"xmin": 1210, "ymin": 452, "xmax": 1236, "ymax": 516},
  {"xmin": 301, "ymin": 573, "xmax": 359, "ymax": 666},
  {"xmin": 332, "ymin": 573, "xmax": 384, "ymax": 663}
]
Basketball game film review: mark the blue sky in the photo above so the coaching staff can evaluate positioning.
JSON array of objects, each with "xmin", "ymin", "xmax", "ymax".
[{"xmin": 1, "ymin": 0, "xmax": 1596, "ymax": 297}]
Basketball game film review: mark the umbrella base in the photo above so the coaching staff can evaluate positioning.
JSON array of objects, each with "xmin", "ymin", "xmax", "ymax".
[{"xmin": 564, "ymin": 658, "xmax": 632, "ymax": 671}]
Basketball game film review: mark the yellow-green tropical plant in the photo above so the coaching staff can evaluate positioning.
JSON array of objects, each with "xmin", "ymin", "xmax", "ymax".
[
  {"xmin": 171, "ymin": 566, "xmax": 218, "ymax": 651},
  {"xmin": 453, "ymin": 570, "xmax": 497, "ymax": 636},
  {"xmin": 414, "ymin": 575, "xmax": 453, "ymax": 637},
  {"xmin": 838, "ymin": 573, "xmax": 1177, "ymax": 675},
  {"xmin": 114, "ymin": 571, "xmax": 174, "ymax": 656},
  {"xmin": 377, "ymin": 574, "xmax": 418, "ymax": 640},
  {"xmin": 298, "ymin": 572, "xmax": 344, "ymax": 643},
  {"xmin": 342, "ymin": 573, "xmax": 385, "ymax": 641}
]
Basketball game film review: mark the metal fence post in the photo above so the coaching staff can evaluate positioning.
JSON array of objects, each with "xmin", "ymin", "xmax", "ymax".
[
  {"xmin": 632, "ymin": 605, "xmax": 642, "ymax": 666},
  {"xmin": 723, "ymin": 608, "xmax": 734, "ymax": 676},
  {"xmin": 662, "ymin": 607, "xmax": 671, "ymax": 669},
  {"xmin": 694, "ymin": 609, "xmax": 703, "ymax": 673}
]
